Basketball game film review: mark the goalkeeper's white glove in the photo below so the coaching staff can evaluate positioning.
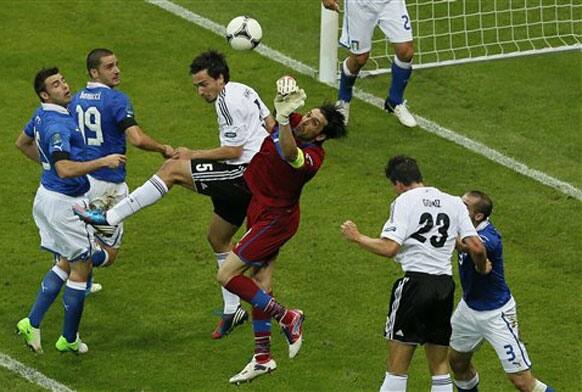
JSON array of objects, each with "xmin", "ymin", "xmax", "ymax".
[{"xmin": 274, "ymin": 76, "xmax": 306, "ymax": 125}]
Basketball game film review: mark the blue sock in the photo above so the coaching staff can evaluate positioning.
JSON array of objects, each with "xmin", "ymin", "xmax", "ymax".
[
  {"xmin": 250, "ymin": 289, "xmax": 272, "ymax": 309},
  {"xmin": 63, "ymin": 281, "xmax": 87, "ymax": 342},
  {"xmin": 545, "ymin": 387, "xmax": 555, "ymax": 392},
  {"xmin": 28, "ymin": 266, "xmax": 67, "ymax": 328},
  {"xmin": 387, "ymin": 58, "xmax": 412, "ymax": 107},
  {"xmin": 456, "ymin": 387, "xmax": 478, "ymax": 392},
  {"xmin": 338, "ymin": 59, "xmax": 357, "ymax": 102}
]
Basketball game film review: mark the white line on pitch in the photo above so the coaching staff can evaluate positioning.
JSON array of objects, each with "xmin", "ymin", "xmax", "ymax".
[
  {"xmin": 0, "ymin": 352, "xmax": 76, "ymax": 392},
  {"xmin": 146, "ymin": 0, "xmax": 582, "ymax": 202}
]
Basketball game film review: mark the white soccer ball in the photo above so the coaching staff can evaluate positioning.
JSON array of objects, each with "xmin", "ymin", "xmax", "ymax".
[{"xmin": 226, "ymin": 16, "xmax": 262, "ymax": 51}]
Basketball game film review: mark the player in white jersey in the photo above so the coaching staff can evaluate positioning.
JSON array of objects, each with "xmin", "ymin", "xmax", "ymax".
[
  {"xmin": 341, "ymin": 155, "xmax": 488, "ymax": 392},
  {"xmin": 449, "ymin": 191, "xmax": 554, "ymax": 392},
  {"xmin": 74, "ymin": 50, "xmax": 275, "ymax": 339},
  {"xmin": 323, "ymin": 0, "xmax": 417, "ymax": 127}
]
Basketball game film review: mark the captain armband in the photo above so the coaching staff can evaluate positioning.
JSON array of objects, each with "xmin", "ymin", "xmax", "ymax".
[{"xmin": 288, "ymin": 148, "xmax": 305, "ymax": 169}]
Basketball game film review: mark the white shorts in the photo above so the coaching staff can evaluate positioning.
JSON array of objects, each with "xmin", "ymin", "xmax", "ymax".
[
  {"xmin": 450, "ymin": 297, "xmax": 532, "ymax": 373},
  {"xmin": 87, "ymin": 176, "xmax": 128, "ymax": 248},
  {"xmin": 340, "ymin": 0, "xmax": 413, "ymax": 54},
  {"xmin": 33, "ymin": 185, "xmax": 97, "ymax": 262}
]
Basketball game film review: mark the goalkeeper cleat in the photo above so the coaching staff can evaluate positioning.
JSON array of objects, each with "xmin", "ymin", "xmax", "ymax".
[
  {"xmin": 16, "ymin": 318, "xmax": 42, "ymax": 353},
  {"xmin": 212, "ymin": 306, "xmax": 248, "ymax": 339},
  {"xmin": 280, "ymin": 309, "xmax": 304, "ymax": 359},
  {"xmin": 385, "ymin": 100, "xmax": 417, "ymax": 128},
  {"xmin": 55, "ymin": 335, "xmax": 88, "ymax": 354},
  {"xmin": 336, "ymin": 100, "xmax": 350, "ymax": 126},
  {"xmin": 229, "ymin": 355, "xmax": 277, "ymax": 385}
]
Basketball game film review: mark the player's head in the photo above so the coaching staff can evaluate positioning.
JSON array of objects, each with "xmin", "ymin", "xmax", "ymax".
[
  {"xmin": 294, "ymin": 103, "xmax": 347, "ymax": 143},
  {"xmin": 462, "ymin": 190, "xmax": 493, "ymax": 226},
  {"xmin": 385, "ymin": 155, "xmax": 423, "ymax": 193},
  {"xmin": 87, "ymin": 48, "xmax": 120, "ymax": 87},
  {"xmin": 34, "ymin": 67, "xmax": 71, "ymax": 106},
  {"xmin": 190, "ymin": 50, "xmax": 230, "ymax": 103}
]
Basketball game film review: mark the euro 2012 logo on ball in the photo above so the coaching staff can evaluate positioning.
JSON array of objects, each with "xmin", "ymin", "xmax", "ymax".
[{"xmin": 226, "ymin": 16, "xmax": 262, "ymax": 51}]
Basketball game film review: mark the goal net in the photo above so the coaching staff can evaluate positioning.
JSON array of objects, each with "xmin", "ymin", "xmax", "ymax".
[{"xmin": 319, "ymin": 0, "xmax": 581, "ymax": 81}]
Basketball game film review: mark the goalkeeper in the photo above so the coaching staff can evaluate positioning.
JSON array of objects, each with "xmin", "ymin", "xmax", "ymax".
[
  {"xmin": 216, "ymin": 76, "xmax": 347, "ymax": 384},
  {"xmin": 323, "ymin": 0, "xmax": 417, "ymax": 128}
]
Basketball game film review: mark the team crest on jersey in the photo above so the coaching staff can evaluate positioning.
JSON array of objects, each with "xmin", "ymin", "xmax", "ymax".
[
  {"xmin": 350, "ymin": 40, "xmax": 360, "ymax": 51},
  {"xmin": 50, "ymin": 133, "xmax": 63, "ymax": 151}
]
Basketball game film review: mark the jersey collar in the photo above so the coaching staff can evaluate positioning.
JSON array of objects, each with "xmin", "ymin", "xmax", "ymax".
[
  {"xmin": 41, "ymin": 103, "xmax": 69, "ymax": 115},
  {"xmin": 476, "ymin": 219, "xmax": 490, "ymax": 231},
  {"xmin": 86, "ymin": 81, "xmax": 111, "ymax": 89}
]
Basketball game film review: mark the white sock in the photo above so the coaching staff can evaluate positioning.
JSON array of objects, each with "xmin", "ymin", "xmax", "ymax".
[
  {"xmin": 393, "ymin": 55, "xmax": 412, "ymax": 70},
  {"xmin": 431, "ymin": 374, "xmax": 453, "ymax": 392},
  {"xmin": 107, "ymin": 175, "xmax": 168, "ymax": 225},
  {"xmin": 454, "ymin": 372, "xmax": 479, "ymax": 390},
  {"xmin": 532, "ymin": 380, "xmax": 549, "ymax": 392},
  {"xmin": 380, "ymin": 373, "xmax": 407, "ymax": 392},
  {"xmin": 216, "ymin": 252, "xmax": 240, "ymax": 314}
]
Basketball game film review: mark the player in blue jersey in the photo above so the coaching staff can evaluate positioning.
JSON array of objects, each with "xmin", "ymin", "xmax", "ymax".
[
  {"xmin": 449, "ymin": 191, "xmax": 554, "ymax": 392},
  {"xmin": 70, "ymin": 48, "xmax": 174, "ymax": 293},
  {"xmin": 14, "ymin": 67, "xmax": 126, "ymax": 354}
]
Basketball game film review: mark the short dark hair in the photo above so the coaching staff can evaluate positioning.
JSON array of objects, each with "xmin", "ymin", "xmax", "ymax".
[
  {"xmin": 319, "ymin": 103, "xmax": 347, "ymax": 140},
  {"xmin": 385, "ymin": 155, "xmax": 423, "ymax": 185},
  {"xmin": 466, "ymin": 190, "xmax": 494, "ymax": 218},
  {"xmin": 86, "ymin": 48, "xmax": 114, "ymax": 74},
  {"xmin": 189, "ymin": 50, "xmax": 230, "ymax": 83},
  {"xmin": 34, "ymin": 67, "xmax": 60, "ymax": 102}
]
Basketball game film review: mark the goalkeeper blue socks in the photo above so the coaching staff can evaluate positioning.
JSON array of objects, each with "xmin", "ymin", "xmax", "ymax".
[
  {"xmin": 388, "ymin": 56, "xmax": 412, "ymax": 106},
  {"xmin": 29, "ymin": 266, "xmax": 68, "ymax": 328},
  {"xmin": 338, "ymin": 58, "xmax": 357, "ymax": 102},
  {"xmin": 62, "ymin": 280, "xmax": 87, "ymax": 342}
]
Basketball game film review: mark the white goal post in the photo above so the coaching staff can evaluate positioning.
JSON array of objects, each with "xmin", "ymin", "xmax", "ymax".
[{"xmin": 319, "ymin": 0, "xmax": 582, "ymax": 81}]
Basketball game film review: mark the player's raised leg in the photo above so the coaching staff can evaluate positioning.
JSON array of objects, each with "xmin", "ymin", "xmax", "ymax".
[
  {"xmin": 217, "ymin": 253, "xmax": 304, "ymax": 360},
  {"xmin": 74, "ymin": 158, "xmax": 193, "ymax": 226}
]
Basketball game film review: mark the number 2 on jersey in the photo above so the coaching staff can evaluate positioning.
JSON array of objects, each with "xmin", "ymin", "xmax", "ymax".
[
  {"xmin": 76, "ymin": 105, "xmax": 104, "ymax": 146},
  {"xmin": 410, "ymin": 212, "xmax": 450, "ymax": 248}
]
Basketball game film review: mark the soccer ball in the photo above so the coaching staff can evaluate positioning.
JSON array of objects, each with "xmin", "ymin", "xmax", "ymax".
[{"xmin": 226, "ymin": 16, "xmax": 262, "ymax": 51}]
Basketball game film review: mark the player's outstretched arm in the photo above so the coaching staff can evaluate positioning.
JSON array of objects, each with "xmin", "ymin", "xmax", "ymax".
[
  {"xmin": 55, "ymin": 154, "xmax": 126, "ymax": 178},
  {"xmin": 341, "ymin": 220, "xmax": 401, "ymax": 258},
  {"xmin": 274, "ymin": 76, "xmax": 306, "ymax": 162},
  {"xmin": 15, "ymin": 132, "xmax": 40, "ymax": 163},
  {"xmin": 172, "ymin": 145, "xmax": 243, "ymax": 161},
  {"xmin": 126, "ymin": 125, "xmax": 174, "ymax": 158}
]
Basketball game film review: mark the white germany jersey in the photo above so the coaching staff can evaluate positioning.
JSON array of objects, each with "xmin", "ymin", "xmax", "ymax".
[
  {"xmin": 215, "ymin": 82, "xmax": 270, "ymax": 165},
  {"xmin": 380, "ymin": 186, "xmax": 478, "ymax": 275}
]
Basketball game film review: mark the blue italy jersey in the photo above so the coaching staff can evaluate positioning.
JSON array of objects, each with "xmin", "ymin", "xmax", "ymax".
[
  {"xmin": 70, "ymin": 82, "xmax": 137, "ymax": 183},
  {"xmin": 24, "ymin": 103, "xmax": 89, "ymax": 197},
  {"xmin": 458, "ymin": 220, "xmax": 512, "ymax": 311}
]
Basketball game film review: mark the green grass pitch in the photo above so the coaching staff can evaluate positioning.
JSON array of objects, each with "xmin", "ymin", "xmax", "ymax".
[{"xmin": 0, "ymin": 1, "xmax": 580, "ymax": 391}]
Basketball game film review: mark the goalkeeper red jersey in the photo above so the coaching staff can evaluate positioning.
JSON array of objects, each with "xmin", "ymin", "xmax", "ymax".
[{"xmin": 244, "ymin": 113, "xmax": 325, "ymax": 209}]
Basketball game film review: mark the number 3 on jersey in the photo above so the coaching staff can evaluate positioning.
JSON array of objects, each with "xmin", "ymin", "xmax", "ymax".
[{"xmin": 76, "ymin": 105, "xmax": 104, "ymax": 146}]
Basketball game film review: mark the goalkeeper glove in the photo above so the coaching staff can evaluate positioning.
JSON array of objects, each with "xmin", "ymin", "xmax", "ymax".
[{"xmin": 274, "ymin": 76, "xmax": 306, "ymax": 125}]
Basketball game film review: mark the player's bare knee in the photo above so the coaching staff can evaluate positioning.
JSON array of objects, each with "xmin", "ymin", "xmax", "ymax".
[
  {"xmin": 351, "ymin": 52, "xmax": 370, "ymax": 69},
  {"xmin": 394, "ymin": 43, "xmax": 414, "ymax": 63},
  {"xmin": 207, "ymin": 232, "xmax": 229, "ymax": 253},
  {"xmin": 157, "ymin": 158, "xmax": 185, "ymax": 186},
  {"xmin": 216, "ymin": 266, "xmax": 231, "ymax": 286}
]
